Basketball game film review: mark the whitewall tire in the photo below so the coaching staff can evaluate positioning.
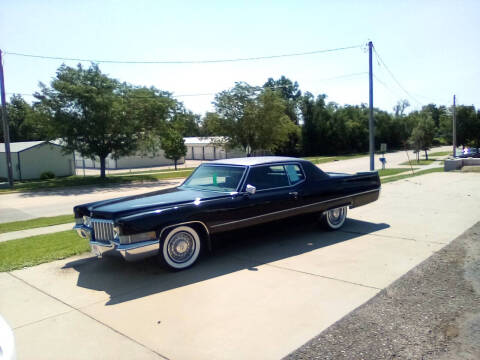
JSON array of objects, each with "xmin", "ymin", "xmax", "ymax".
[
  {"xmin": 160, "ymin": 226, "xmax": 201, "ymax": 270},
  {"xmin": 321, "ymin": 206, "xmax": 347, "ymax": 230}
]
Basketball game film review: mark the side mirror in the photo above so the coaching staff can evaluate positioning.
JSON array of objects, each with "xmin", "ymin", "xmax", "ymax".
[{"xmin": 245, "ymin": 184, "xmax": 256, "ymax": 195}]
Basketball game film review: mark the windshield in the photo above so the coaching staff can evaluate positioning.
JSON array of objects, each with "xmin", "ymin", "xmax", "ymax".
[{"xmin": 181, "ymin": 165, "xmax": 246, "ymax": 192}]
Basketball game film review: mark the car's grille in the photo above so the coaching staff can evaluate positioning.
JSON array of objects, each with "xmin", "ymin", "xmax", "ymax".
[{"xmin": 92, "ymin": 219, "xmax": 114, "ymax": 242}]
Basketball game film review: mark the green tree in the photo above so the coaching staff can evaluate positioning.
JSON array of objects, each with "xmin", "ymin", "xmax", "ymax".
[
  {"xmin": 409, "ymin": 114, "xmax": 436, "ymax": 160},
  {"xmin": 160, "ymin": 127, "xmax": 187, "ymax": 170},
  {"xmin": 300, "ymin": 93, "xmax": 330, "ymax": 156},
  {"xmin": 263, "ymin": 76, "xmax": 302, "ymax": 156},
  {"xmin": 213, "ymin": 82, "xmax": 295, "ymax": 155},
  {"xmin": 393, "ymin": 99, "xmax": 410, "ymax": 117},
  {"xmin": 1, "ymin": 95, "xmax": 46, "ymax": 141},
  {"xmin": 455, "ymin": 105, "xmax": 478, "ymax": 148},
  {"xmin": 171, "ymin": 109, "xmax": 201, "ymax": 137},
  {"xmin": 34, "ymin": 64, "xmax": 176, "ymax": 178},
  {"xmin": 200, "ymin": 112, "xmax": 224, "ymax": 136}
]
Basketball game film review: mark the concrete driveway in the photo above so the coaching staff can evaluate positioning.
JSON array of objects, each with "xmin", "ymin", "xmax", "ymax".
[{"xmin": 1, "ymin": 171, "xmax": 478, "ymax": 360}]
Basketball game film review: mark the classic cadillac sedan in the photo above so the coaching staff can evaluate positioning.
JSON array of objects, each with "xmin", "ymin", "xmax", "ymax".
[{"xmin": 74, "ymin": 157, "xmax": 380, "ymax": 270}]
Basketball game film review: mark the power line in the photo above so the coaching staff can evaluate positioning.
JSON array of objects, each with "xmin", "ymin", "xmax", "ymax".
[
  {"xmin": 3, "ymin": 44, "xmax": 363, "ymax": 64},
  {"xmin": 373, "ymin": 74, "xmax": 404, "ymax": 100},
  {"xmin": 372, "ymin": 46, "xmax": 422, "ymax": 106}
]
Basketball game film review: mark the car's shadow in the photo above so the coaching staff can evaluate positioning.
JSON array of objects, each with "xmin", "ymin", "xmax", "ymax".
[{"xmin": 63, "ymin": 216, "xmax": 389, "ymax": 305}]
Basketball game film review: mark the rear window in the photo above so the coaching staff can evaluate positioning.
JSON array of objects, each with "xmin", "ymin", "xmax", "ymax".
[{"xmin": 285, "ymin": 164, "xmax": 305, "ymax": 185}]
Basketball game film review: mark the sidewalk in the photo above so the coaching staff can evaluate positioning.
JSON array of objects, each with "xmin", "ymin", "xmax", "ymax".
[{"xmin": 0, "ymin": 223, "xmax": 74, "ymax": 243}]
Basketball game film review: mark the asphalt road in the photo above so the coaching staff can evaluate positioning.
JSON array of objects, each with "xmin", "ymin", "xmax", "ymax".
[
  {"xmin": 0, "ymin": 180, "xmax": 182, "ymax": 223},
  {"xmin": 286, "ymin": 222, "xmax": 480, "ymax": 360}
]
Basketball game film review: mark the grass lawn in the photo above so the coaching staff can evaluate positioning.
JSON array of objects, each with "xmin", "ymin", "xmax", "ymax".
[
  {"xmin": 0, "ymin": 215, "xmax": 74, "ymax": 234},
  {"xmin": 0, "ymin": 230, "xmax": 89, "ymax": 272},
  {"xmin": 399, "ymin": 159, "xmax": 438, "ymax": 166},
  {"xmin": 377, "ymin": 168, "xmax": 416, "ymax": 177},
  {"xmin": 0, "ymin": 169, "xmax": 193, "ymax": 194},
  {"xmin": 110, "ymin": 167, "xmax": 196, "ymax": 176},
  {"xmin": 429, "ymin": 151, "xmax": 452, "ymax": 157},
  {"xmin": 304, "ymin": 153, "xmax": 368, "ymax": 164},
  {"xmin": 382, "ymin": 167, "xmax": 444, "ymax": 184}
]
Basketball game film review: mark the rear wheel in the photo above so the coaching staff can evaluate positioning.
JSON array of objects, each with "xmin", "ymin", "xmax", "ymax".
[
  {"xmin": 321, "ymin": 206, "xmax": 347, "ymax": 230},
  {"xmin": 159, "ymin": 226, "xmax": 201, "ymax": 270}
]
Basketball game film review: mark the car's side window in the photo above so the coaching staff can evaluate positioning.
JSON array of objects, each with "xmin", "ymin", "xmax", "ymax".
[
  {"xmin": 285, "ymin": 164, "xmax": 305, "ymax": 185},
  {"xmin": 246, "ymin": 165, "xmax": 290, "ymax": 190}
]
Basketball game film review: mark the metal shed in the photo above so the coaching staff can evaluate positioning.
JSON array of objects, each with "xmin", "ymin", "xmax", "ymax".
[
  {"xmin": 184, "ymin": 137, "xmax": 246, "ymax": 160},
  {"xmin": 0, "ymin": 141, "xmax": 75, "ymax": 180}
]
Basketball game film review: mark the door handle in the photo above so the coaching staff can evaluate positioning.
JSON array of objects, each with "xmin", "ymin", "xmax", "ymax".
[{"xmin": 289, "ymin": 191, "xmax": 298, "ymax": 199}]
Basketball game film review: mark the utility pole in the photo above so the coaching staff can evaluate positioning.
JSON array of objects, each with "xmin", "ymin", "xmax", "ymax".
[
  {"xmin": 452, "ymin": 94, "xmax": 456, "ymax": 158},
  {"xmin": 368, "ymin": 41, "xmax": 375, "ymax": 170},
  {"xmin": 0, "ymin": 49, "xmax": 14, "ymax": 187}
]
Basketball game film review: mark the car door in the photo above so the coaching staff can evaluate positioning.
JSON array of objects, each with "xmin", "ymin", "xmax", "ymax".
[{"xmin": 206, "ymin": 163, "xmax": 307, "ymax": 232}]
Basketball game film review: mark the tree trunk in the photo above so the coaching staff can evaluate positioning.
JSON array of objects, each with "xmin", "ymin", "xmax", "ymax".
[
  {"xmin": 174, "ymin": 159, "xmax": 177, "ymax": 171},
  {"xmin": 424, "ymin": 150, "xmax": 428, "ymax": 160},
  {"xmin": 100, "ymin": 156, "xmax": 106, "ymax": 178}
]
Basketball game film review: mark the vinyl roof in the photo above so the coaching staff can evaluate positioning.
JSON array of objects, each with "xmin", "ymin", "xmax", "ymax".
[{"xmin": 209, "ymin": 156, "xmax": 304, "ymax": 166}]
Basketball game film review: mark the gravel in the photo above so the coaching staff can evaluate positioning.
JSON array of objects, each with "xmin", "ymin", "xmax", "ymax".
[{"xmin": 285, "ymin": 222, "xmax": 480, "ymax": 360}]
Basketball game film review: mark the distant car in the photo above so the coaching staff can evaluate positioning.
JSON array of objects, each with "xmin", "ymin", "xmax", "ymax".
[
  {"xmin": 456, "ymin": 148, "xmax": 480, "ymax": 158},
  {"xmin": 0, "ymin": 315, "xmax": 16, "ymax": 360},
  {"xmin": 74, "ymin": 157, "xmax": 381, "ymax": 270}
]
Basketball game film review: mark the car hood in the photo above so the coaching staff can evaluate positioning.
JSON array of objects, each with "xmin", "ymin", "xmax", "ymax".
[{"xmin": 78, "ymin": 187, "xmax": 232, "ymax": 220}]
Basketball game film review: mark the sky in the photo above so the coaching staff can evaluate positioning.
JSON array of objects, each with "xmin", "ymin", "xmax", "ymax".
[{"xmin": 1, "ymin": 0, "xmax": 479, "ymax": 115}]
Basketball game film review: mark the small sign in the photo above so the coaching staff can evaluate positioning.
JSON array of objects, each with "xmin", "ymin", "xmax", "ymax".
[{"xmin": 380, "ymin": 143, "xmax": 387, "ymax": 153}]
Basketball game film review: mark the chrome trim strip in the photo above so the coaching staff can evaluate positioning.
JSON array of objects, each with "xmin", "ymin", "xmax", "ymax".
[{"xmin": 210, "ymin": 188, "xmax": 380, "ymax": 229}]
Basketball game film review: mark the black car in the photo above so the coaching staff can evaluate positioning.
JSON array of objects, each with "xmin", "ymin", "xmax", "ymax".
[{"xmin": 74, "ymin": 157, "xmax": 381, "ymax": 270}]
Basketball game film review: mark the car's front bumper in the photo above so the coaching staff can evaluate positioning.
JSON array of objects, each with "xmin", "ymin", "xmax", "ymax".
[{"xmin": 74, "ymin": 224, "xmax": 159, "ymax": 261}]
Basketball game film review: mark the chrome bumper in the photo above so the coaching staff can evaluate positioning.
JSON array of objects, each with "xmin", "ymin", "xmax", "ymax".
[{"xmin": 74, "ymin": 224, "xmax": 159, "ymax": 261}]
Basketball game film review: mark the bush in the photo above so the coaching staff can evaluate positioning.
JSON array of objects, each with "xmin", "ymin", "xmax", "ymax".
[{"xmin": 40, "ymin": 171, "xmax": 56, "ymax": 180}]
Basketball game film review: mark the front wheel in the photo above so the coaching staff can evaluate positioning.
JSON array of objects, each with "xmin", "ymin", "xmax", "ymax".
[
  {"xmin": 159, "ymin": 226, "xmax": 201, "ymax": 270},
  {"xmin": 321, "ymin": 206, "xmax": 347, "ymax": 230}
]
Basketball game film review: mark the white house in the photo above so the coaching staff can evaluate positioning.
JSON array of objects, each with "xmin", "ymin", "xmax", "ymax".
[{"xmin": 0, "ymin": 141, "xmax": 75, "ymax": 180}]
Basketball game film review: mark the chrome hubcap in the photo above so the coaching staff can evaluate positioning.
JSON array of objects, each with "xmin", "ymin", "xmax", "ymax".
[
  {"xmin": 328, "ymin": 207, "xmax": 345, "ymax": 225},
  {"xmin": 168, "ymin": 231, "xmax": 195, "ymax": 263}
]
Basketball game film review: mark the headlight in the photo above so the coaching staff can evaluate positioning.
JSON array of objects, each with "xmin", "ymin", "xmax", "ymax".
[{"xmin": 83, "ymin": 216, "xmax": 91, "ymax": 227}]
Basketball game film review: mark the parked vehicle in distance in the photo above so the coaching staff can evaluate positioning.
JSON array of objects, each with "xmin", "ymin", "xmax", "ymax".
[
  {"xmin": 74, "ymin": 157, "xmax": 381, "ymax": 270},
  {"xmin": 455, "ymin": 147, "xmax": 480, "ymax": 158}
]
